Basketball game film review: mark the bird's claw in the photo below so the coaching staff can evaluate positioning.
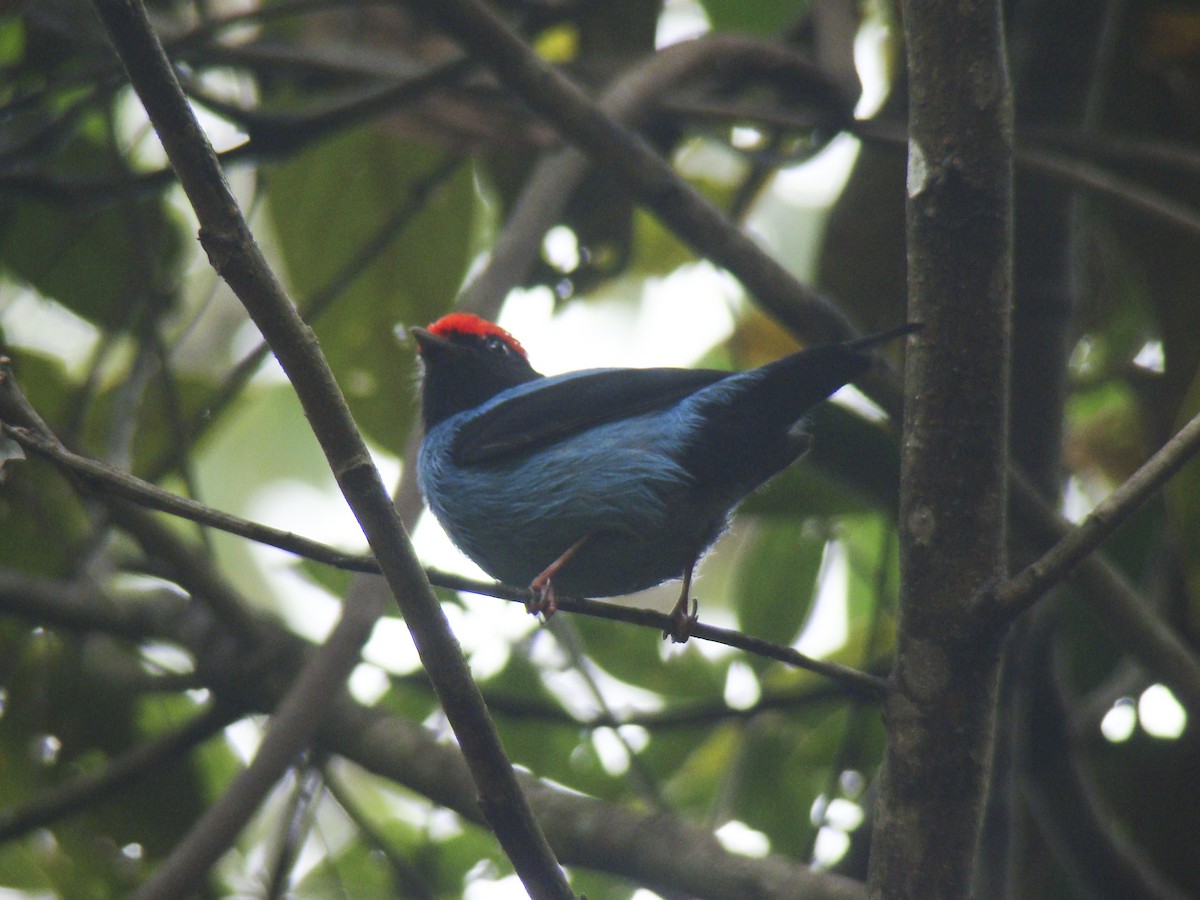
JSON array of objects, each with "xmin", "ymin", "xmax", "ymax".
[
  {"xmin": 526, "ymin": 579, "xmax": 558, "ymax": 620},
  {"xmin": 663, "ymin": 597, "xmax": 698, "ymax": 643}
]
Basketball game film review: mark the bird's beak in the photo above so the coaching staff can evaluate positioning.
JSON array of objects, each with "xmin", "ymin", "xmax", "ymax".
[{"xmin": 409, "ymin": 326, "xmax": 457, "ymax": 360}]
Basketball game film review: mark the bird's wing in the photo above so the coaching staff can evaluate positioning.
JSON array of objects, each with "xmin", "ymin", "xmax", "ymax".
[{"xmin": 451, "ymin": 367, "xmax": 730, "ymax": 466}]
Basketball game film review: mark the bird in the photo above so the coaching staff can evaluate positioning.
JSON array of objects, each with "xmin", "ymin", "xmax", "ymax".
[{"xmin": 412, "ymin": 312, "xmax": 917, "ymax": 641}]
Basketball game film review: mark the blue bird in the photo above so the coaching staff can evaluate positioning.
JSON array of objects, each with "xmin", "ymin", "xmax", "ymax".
[{"xmin": 413, "ymin": 313, "xmax": 916, "ymax": 641}]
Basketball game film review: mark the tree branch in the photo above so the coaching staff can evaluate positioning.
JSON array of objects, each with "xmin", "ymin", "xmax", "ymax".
[
  {"xmin": 869, "ymin": 1, "xmax": 1014, "ymax": 894},
  {"xmin": 993, "ymin": 408, "xmax": 1200, "ymax": 618},
  {"xmin": 87, "ymin": 1, "xmax": 569, "ymax": 897},
  {"xmin": 0, "ymin": 570, "xmax": 868, "ymax": 899},
  {"xmin": 1003, "ymin": 468, "xmax": 1200, "ymax": 715},
  {"xmin": 3, "ymin": 410, "xmax": 885, "ymax": 696},
  {"xmin": 407, "ymin": 0, "xmax": 858, "ymax": 345}
]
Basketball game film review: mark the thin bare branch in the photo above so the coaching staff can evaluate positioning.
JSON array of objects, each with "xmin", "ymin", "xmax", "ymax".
[
  {"xmin": 1001, "ymin": 466, "xmax": 1200, "ymax": 715},
  {"xmin": 3, "ymin": 415, "xmax": 884, "ymax": 694},
  {"xmin": 88, "ymin": 1, "xmax": 569, "ymax": 896}
]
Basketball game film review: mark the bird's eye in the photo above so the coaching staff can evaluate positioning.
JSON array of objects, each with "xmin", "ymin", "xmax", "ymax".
[{"xmin": 485, "ymin": 335, "xmax": 510, "ymax": 355}]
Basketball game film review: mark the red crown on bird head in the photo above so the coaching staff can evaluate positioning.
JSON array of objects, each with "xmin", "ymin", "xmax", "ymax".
[{"xmin": 427, "ymin": 313, "xmax": 527, "ymax": 359}]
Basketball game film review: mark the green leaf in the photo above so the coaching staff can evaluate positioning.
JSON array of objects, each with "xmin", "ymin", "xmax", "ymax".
[
  {"xmin": 733, "ymin": 519, "xmax": 827, "ymax": 648},
  {"xmin": 703, "ymin": 0, "xmax": 807, "ymax": 34},
  {"xmin": 742, "ymin": 402, "xmax": 901, "ymax": 518},
  {"xmin": 265, "ymin": 129, "xmax": 476, "ymax": 454},
  {"xmin": 725, "ymin": 707, "xmax": 842, "ymax": 858},
  {"xmin": 0, "ymin": 132, "xmax": 185, "ymax": 332},
  {"xmin": 570, "ymin": 612, "xmax": 725, "ymax": 700},
  {"xmin": 840, "ymin": 511, "xmax": 897, "ymax": 633}
]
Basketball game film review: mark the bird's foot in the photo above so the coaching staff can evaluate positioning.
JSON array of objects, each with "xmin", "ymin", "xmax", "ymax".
[
  {"xmin": 526, "ymin": 576, "xmax": 558, "ymax": 620},
  {"xmin": 526, "ymin": 535, "xmax": 590, "ymax": 622},
  {"xmin": 663, "ymin": 596, "xmax": 698, "ymax": 643}
]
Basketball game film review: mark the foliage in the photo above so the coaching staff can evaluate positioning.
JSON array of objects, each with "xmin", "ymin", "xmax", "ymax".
[{"xmin": 0, "ymin": 1, "xmax": 1199, "ymax": 897}]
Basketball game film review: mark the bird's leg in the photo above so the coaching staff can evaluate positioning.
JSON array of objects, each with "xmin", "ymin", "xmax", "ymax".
[
  {"xmin": 528, "ymin": 534, "xmax": 590, "ymax": 619},
  {"xmin": 664, "ymin": 558, "xmax": 700, "ymax": 643}
]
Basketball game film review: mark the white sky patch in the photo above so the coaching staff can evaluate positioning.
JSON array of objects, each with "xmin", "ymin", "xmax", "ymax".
[
  {"xmin": 854, "ymin": 15, "xmax": 894, "ymax": 118},
  {"xmin": 656, "ymin": 0, "xmax": 710, "ymax": 47},
  {"xmin": 224, "ymin": 717, "xmax": 264, "ymax": 765},
  {"xmin": 731, "ymin": 125, "xmax": 767, "ymax": 151},
  {"xmin": 832, "ymin": 383, "xmax": 889, "ymax": 422},
  {"xmin": 824, "ymin": 798, "xmax": 865, "ymax": 832},
  {"xmin": 1062, "ymin": 476, "xmax": 1100, "ymax": 524},
  {"xmin": 1139, "ymin": 684, "xmax": 1187, "ymax": 739},
  {"xmin": 542, "ymin": 224, "xmax": 581, "ymax": 272},
  {"xmin": 1101, "ymin": 697, "xmax": 1137, "ymax": 743},
  {"xmin": 618, "ymin": 723, "xmax": 651, "ymax": 753},
  {"xmin": 1133, "ymin": 339, "xmax": 1165, "ymax": 373},
  {"xmin": 794, "ymin": 540, "xmax": 849, "ymax": 659},
  {"xmin": 140, "ymin": 642, "xmax": 195, "ymax": 676},
  {"xmin": 715, "ymin": 820, "xmax": 771, "ymax": 858},
  {"xmin": 774, "ymin": 132, "xmax": 861, "ymax": 206},
  {"xmin": 591, "ymin": 726, "xmax": 631, "ymax": 776},
  {"xmin": 498, "ymin": 266, "xmax": 736, "ymax": 375},
  {"xmin": 724, "ymin": 660, "xmax": 762, "ymax": 710},
  {"xmin": 676, "ymin": 136, "xmax": 749, "ymax": 185},
  {"xmin": 0, "ymin": 287, "xmax": 100, "ymax": 372},
  {"xmin": 347, "ymin": 662, "xmax": 390, "ymax": 705},
  {"xmin": 362, "ymin": 616, "xmax": 422, "ymax": 675},
  {"xmin": 812, "ymin": 826, "xmax": 851, "ymax": 868}
]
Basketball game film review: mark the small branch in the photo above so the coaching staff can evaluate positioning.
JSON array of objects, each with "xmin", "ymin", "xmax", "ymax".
[
  {"xmin": 854, "ymin": 117, "xmax": 1200, "ymax": 244},
  {"xmin": 1003, "ymin": 469, "xmax": 1200, "ymax": 716},
  {"xmin": 434, "ymin": 571, "xmax": 887, "ymax": 698},
  {"xmin": 263, "ymin": 757, "xmax": 326, "ymax": 900},
  {"xmin": 4, "ymin": 413, "xmax": 883, "ymax": 694},
  {"xmin": 455, "ymin": 33, "xmax": 850, "ymax": 318},
  {"xmin": 4, "ymin": 423, "xmax": 378, "ymax": 573},
  {"xmin": 331, "ymin": 696, "xmax": 869, "ymax": 900},
  {"xmin": 989, "ymin": 409, "xmax": 1200, "ymax": 619},
  {"xmin": 1017, "ymin": 144, "xmax": 1200, "ymax": 241},
  {"xmin": 182, "ymin": 55, "xmax": 476, "ymax": 157},
  {"xmin": 0, "ymin": 363, "xmax": 265, "ymax": 640}
]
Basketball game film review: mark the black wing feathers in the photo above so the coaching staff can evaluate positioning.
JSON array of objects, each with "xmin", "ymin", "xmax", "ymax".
[
  {"xmin": 451, "ymin": 323, "xmax": 918, "ymax": 471},
  {"xmin": 452, "ymin": 367, "xmax": 730, "ymax": 466}
]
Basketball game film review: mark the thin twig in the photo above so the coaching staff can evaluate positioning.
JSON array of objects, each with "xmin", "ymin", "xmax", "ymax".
[
  {"xmin": 992, "ymin": 452, "xmax": 1200, "ymax": 719},
  {"xmin": 3, "ymin": 417, "xmax": 883, "ymax": 694},
  {"xmin": 989, "ymin": 409, "xmax": 1200, "ymax": 619}
]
